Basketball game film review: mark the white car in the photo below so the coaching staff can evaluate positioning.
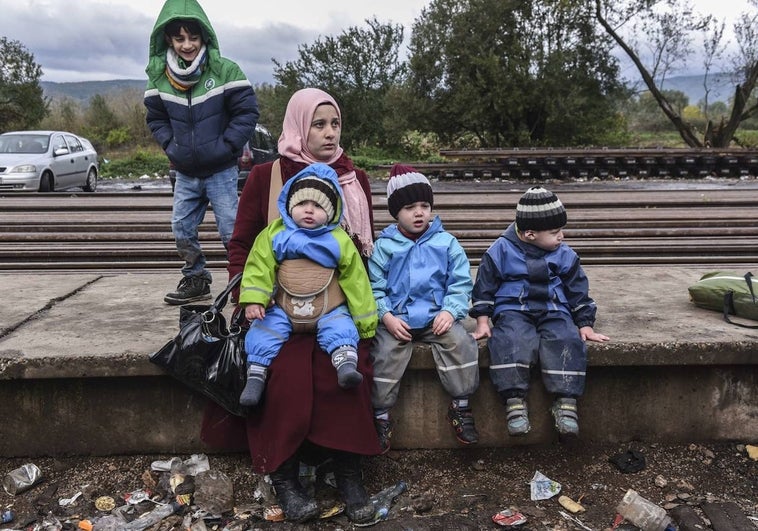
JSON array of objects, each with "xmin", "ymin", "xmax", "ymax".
[{"xmin": 0, "ymin": 130, "xmax": 99, "ymax": 192}]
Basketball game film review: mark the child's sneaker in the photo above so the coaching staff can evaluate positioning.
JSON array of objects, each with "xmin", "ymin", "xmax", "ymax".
[
  {"xmin": 374, "ymin": 418, "xmax": 393, "ymax": 455},
  {"xmin": 551, "ymin": 397, "xmax": 579, "ymax": 436},
  {"xmin": 447, "ymin": 404, "xmax": 479, "ymax": 445},
  {"xmin": 505, "ymin": 398, "xmax": 530, "ymax": 436}
]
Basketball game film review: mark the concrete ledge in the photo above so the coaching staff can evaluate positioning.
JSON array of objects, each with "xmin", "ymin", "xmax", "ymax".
[{"xmin": 1, "ymin": 267, "xmax": 757, "ymax": 456}]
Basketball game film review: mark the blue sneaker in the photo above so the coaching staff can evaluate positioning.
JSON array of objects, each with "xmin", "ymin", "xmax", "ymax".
[
  {"xmin": 551, "ymin": 398, "xmax": 579, "ymax": 436},
  {"xmin": 506, "ymin": 398, "xmax": 531, "ymax": 436}
]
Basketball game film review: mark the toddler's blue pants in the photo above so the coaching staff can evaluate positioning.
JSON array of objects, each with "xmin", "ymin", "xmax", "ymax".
[
  {"xmin": 244, "ymin": 304, "xmax": 359, "ymax": 366},
  {"xmin": 487, "ymin": 310, "xmax": 586, "ymax": 397}
]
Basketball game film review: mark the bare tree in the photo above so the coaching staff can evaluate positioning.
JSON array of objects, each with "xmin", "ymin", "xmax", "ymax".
[{"xmin": 595, "ymin": 0, "xmax": 758, "ymax": 147}]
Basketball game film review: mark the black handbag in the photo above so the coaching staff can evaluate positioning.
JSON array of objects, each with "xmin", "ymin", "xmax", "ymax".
[{"xmin": 149, "ymin": 273, "xmax": 249, "ymax": 416}]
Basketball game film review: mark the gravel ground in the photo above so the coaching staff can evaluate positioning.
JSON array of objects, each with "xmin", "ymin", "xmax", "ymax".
[{"xmin": 1, "ymin": 441, "xmax": 756, "ymax": 530}]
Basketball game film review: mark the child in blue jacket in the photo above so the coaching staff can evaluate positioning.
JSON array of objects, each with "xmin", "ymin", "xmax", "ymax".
[
  {"xmin": 470, "ymin": 186, "xmax": 609, "ymax": 438},
  {"xmin": 369, "ymin": 164, "xmax": 480, "ymax": 453}
]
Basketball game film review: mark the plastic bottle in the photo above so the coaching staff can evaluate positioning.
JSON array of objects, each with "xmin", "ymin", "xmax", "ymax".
[
  {"xmin": 615, "ymin": 489, "xmax": 673, "ymax": 531},
  {"xmin": 92, "ymin": 514, "xmax": 129, "ymax": 531},
  {"xmin": 372, "ymin": 481, "xmax": 408, "ymax": 520},
  {"xmin": 1, "ymin": 510, "xmax": 14, "ymax": 524},
  {"xmin": 121, "ymin": 501, "xmax": 181, "ymax": 531}
]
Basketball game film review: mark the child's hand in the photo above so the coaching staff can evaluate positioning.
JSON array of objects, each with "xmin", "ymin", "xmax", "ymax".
[
  {"xmin": 471, "ymin": 316, "xmax": 492, "ymax": 340},
  {"xmin": 580, "ymin": 326, "xmax": 610, "ymax": 342},
  {"xmin": 383, "ymin": 313, "xmax": 412, "ymax": 341},
  {"xmin": 471, "ymin": 323, "xmax": 491, "ymax": 340},
  {"xmin": 245, "ymin": 304, "xmax": 266, "ymax": 321},
  {"xmin": 431, "ymin": 310, "xmax": 454, "ymax": 335}
]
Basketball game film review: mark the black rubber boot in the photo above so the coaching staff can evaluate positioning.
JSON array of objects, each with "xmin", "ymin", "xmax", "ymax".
[
  {"xmin": 269, "ymin": 457, "xmax": 319, "ymax": 522},
  {"xmin": 333, "ymin": 452, "xmax": 374, "ymax": 523}
]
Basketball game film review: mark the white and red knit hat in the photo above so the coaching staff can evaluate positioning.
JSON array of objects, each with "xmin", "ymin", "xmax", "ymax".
[{"xmin": 386, "ymin": 164, "xmax": 434, "ymax": 218}]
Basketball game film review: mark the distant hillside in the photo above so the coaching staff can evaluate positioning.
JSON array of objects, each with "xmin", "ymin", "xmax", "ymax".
[
  {"xmin": 630, "ymin": 73, "xmax": 733, "ymax": 104},
  {"xmin": 40, "ymin": 75, "xmax": 735, "ymax": 106},
  {"xmin": 40, "ymin": 79, "xmax": 147, "ymax": 103}
]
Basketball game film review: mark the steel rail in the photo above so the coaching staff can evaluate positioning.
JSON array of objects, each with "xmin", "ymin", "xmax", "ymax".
[{"xmin": 1, "ymin": 187, "xmax": 757, "ymax": 271}]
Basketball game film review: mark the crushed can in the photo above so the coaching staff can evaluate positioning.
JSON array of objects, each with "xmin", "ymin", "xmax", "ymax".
[
  {"xmin": 3, "ymin": 463, "xmax": 43, "ymax": 495},
  {"xmin": 1, "ymin": 510, "xmax": 15, "ymax": 524}
]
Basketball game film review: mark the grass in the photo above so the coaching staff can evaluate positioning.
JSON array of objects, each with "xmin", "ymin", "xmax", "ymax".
[{"xmin": 99, "ymin": 146, "xmax": 168, "ymax": 179}]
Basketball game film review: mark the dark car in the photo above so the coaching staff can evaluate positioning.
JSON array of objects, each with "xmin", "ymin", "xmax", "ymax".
[{"xmin": 169, "ymin": 124, "xmax": 278, "ymax": 191}]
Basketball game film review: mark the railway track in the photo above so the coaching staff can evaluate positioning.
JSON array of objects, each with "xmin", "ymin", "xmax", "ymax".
[
  {"xmin": 1, "ymin": 185, "xmax": 757, "ymax": 272},
  {"xmin": 380, "ymin": 147, "xmax": 758, "ymax": 180}
]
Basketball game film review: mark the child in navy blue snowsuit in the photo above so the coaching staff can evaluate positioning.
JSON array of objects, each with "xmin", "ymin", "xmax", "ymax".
[{"xmin": 470, "ymin": 186, "xmax": 609, "ymax": 437}]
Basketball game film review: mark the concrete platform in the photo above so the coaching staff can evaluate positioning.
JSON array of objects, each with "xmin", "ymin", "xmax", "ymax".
[{"xmin": 1, "ymin": 266, "xmax": 757, "ymax": 457}]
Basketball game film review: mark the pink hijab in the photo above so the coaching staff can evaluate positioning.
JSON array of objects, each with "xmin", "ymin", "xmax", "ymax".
[{"xmin": 278, "ymin": 88, "xmax": 374, "ymax": 256}]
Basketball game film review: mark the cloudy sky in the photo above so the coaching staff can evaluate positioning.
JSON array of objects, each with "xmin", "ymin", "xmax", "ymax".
[{"xmin": 0, "ymin": 0, "xmax": 749, "ymax": 85}]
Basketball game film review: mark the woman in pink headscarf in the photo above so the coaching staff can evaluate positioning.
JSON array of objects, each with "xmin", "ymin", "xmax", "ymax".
[{"xmin": 201, "ymin": 88, "xmax": 379, "ymax": 524}]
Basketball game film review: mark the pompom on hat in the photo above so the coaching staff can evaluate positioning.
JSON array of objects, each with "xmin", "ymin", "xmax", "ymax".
[
  {"xmin": 386, "ymin": 163, "xmax": 434, "ymax": 218},
  {"xmin": 287, "ymin": 176, "xmax": 339, "ymax": 224},
  {"xmin": 515, "ymin": 186, "xmax": 567, "ymax": 231}
]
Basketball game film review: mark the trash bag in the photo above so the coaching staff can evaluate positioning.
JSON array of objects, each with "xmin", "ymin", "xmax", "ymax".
[
  {"xmin": 194, "ymin": 470, "xmax": 234, "ymax": 516},
  {"xmin": 608, "ymin": 449, "xmax": 646, "ymax": 473},
  {"xmin": 150, "ymin": 274, "xmax": 248, "ymax": 417}
]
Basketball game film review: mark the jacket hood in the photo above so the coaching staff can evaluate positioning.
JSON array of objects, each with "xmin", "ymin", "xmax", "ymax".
[
  {"xmin": 145, "ymin": 0, "xmax": 221, "ymax": 81},
  {"xmin": 503, "ymin": 221, "xmax": 554, "ymax": 257},
  {"xmin": 278, "ymin": 162, "xmax": 345, "ymax": 235}
]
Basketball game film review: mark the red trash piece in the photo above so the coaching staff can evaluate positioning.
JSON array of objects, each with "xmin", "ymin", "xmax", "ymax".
[{"xmin": 492, "ymin": 508, "xmax": 528, "ymax": 526}]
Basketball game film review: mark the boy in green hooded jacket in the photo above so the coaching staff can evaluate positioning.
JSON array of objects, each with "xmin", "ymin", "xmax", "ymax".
[{"xmin": 144, "ymin": 0, "xmax": 259, "ymax": 305}]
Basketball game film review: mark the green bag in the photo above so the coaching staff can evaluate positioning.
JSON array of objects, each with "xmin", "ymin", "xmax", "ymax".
[{"xmin": 688, "ymin": 271, "xmax": 758, "ymax": 328}]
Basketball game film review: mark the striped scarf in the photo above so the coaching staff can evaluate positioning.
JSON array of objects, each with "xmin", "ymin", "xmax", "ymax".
[{"xmin": 165, "ymin": 45, "xmax": 207, "ymax": 91}]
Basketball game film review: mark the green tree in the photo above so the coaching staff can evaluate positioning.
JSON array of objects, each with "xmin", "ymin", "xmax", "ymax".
[
  {"xmin": 108, "ymin": 87, "xmax": 152, "ymax": 147},
  {"xmin": 42, "ymin": 97, "xmax": 83, "ymax": 133},
  {"xmin": 594, "ymin": 0, "xmax": 758, "ymax": 147},
  {"xmin": 82, "ymin": 94, "xmax": 121, "ymax": 150},
  {"xmin": 0, "ymin": 36, "xmax": 48, "ymax": 132},
  {"xmin": 252, "ymin": 82, "xmax": 295, "ymax": 139},
  {"xmin": 623, "ymin": 90, "xmax": 688, "ymax": 132},
  {"xmin": 272, "ymin": 17, "xmax": 407, "ymax": 149},
  {"xmin": 407, "ymin": 0, "xmax": 627, "ymax": 147}
]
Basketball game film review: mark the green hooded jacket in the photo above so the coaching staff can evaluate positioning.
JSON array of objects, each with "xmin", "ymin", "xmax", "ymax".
[{"xmin": 144, "ymin": 0, "xmax": 259, "ymax": 177}]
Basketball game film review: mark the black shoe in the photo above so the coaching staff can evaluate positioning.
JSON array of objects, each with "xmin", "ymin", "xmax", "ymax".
[
  {"xmin": 164, "ymin": 276, "xmax": 211, "ymax": 305},
  {"xmin": 447, "ymin": 404, "xmax": 479, "ymax": 445},
  {"xmin": 333, "ymin": 453, "xmax": 374, "ymax": 524},
  {"xmin": 374, "ymin": 418, "xmax": 393, "ymax": 455},
  {"xmin": 269, "ymin": 458, "xmax": 319, "ymax": 523}
]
